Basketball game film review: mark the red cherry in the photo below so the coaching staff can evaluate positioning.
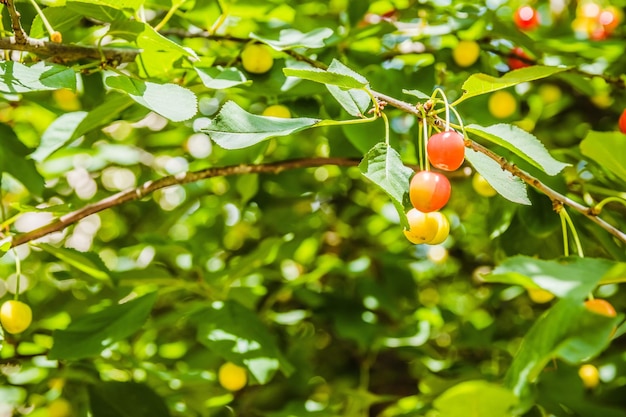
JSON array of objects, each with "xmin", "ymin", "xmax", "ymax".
[
  {"xmin": 409, "ymin": 171, "xmax": 451, "ymax": 213},
  {"xmin": 508, "ymin": 47, "xmax": 531, "ymax": 70},
  {"xmin": 427, "ymin": 131, "xmax": 465, "ymax": 171},
  {"xmin": 619, "ymin": 109, "xmax": 626, "ymax": 134},
  {"xmin": 514, "ymin": 6, "xmax": 540, "ymax": 31}
]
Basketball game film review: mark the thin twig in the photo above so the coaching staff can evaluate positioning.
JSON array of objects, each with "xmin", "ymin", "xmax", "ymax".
[
  {"xmin": 4, "ymin": 0, "xmax": 27, "ymax": 44},
  {"xmin": 0, "ymin": 37, "xmax": 140, "ymax": 64},
  {"xmin": 8, "ymin": 158, "xmax": 360, "ymax": 248}
]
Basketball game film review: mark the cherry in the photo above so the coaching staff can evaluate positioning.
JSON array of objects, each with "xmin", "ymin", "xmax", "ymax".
[
  {"xmin": 403, "ymin": 209, "xmax": 449, "ymax": 245},
  {"xmin": 409, "ymin": 171, "xmax": 451, "ymax": 213},
  {"xmin": 514, "ymin": 6, "xmax": 540, "ymax": 31},
  {"xmin": 427, "ymin": 130, "xmax": 465, "ymax": 171},
  {"xmin": 584, "ymin": 298, "xmax": 617, "ymax": 317},
  {"xmin": 0, "ymin": 300, "xmax": 32, "ymax": 334},
  {"xmin": 452, "ymin": 40, "xmax": 480, "ymax": 68},
  {"xmin": 508, "ymin": 47, "xmax": 531, "ymax": 70},
  {"xmin": 579, "ymin": 364, "xmax": 600, "ymax": 389},
  {"xmin": 619, "ymin": 109, "xmax": 626, "ymax": 134}
]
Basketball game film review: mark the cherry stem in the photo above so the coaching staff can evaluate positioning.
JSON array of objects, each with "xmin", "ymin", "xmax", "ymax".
[
  {"xmin": 423, "ymin": 113, "xmax": 430, "ymax": 171},
  {"xmin": 26, "ymin": 0, "xmax": 55, "ymax": 36},
  {"xmin": 432, "ymin": 88, "xmax": 451, "ymax": 131},
  {"xmin": 560, "ymin": 209, "xmax": 570, "ymax": 257},
  {"xmin": 560, "ymin": 208, "xmax": 584, "ymax": 257},
  {"xmin": 13, "ymin": 248, "xmax": 21, "ymax": 301},
  {"xmin": 382, "ymin": 112, "xmax": 390, "ymax": 146},
  {"xmin": 594, "ymin": 196, "xmax": 626, "ymax": 213},
  {"xmin": 417, "ymin": 119, "xmax": 425, "ymax": 171}
]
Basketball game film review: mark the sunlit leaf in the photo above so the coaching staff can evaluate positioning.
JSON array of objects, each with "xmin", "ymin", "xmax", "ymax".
[
  {"xmin": 325, "ymin": 60, "xmax": 371, "ymax": 117},
  {"xmin": 580, "ymin": 131, "xmax": 626, "ymax": 180},
  {"xmin": 106, "ymin": 75, "xmax": 197, "ymax": 122},
  {"xmin": 195, "ymin": 66, "xmax": 250, "ymax": 89},
  {"xmin": 466, "ymin": 124, "xmax": 569, "ymax": 176},
  {"xmin": 458, "ymin": 66, "xmax": 567, "ymax": 102},
  {"xmin": 434, "ymin": 380, "xmax": 518, "ymax": 417},
  {"xmin": 200, "ymin": 101, "xmax": 320, "ymax": 149},
  {"xmin": 485, "ymin": 256, "xmax": 622, "ymax": 299},
  {"xmin": 0, "ymin": 62, "xmax": 75, "ymax": 93},
  {"xmin": 37, "ymin": 244, "xmax": 112, "ymax": 281},
  {"xmin": 252, "ymin": 28, "xmax": 333, "ymax": 50},
  {"xmin": 359, "ymin": 143, "xmax": 413, "ymax": 228},
  {"xmin": 464, "ymin": 147, "xmax": 530, "ymax": 205}
]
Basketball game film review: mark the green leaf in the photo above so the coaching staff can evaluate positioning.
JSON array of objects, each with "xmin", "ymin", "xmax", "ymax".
[
  {"xmin": 33, "ymin": 94, "xmax": 134, "ymax": 162},
  {"xmin": 88, "ymin": 381, "xmax": 170, "ymax": 417},
  {"xmin": 325, "ymin": 60, "xmax": 371, "ymax": 117},
  {"xmin": 135, "ymin": 25, "xmax": 194, "ymax": 77},
  {"xmin": 195, "ymin": 300, "xmax": 294, "ymax": 384},
  {"xmin": 580, "ymin": 131, "xmax": 626, "ymax": 180},
  {"xmin": 0, "ymin": 124, "xmax": 44, "ymax": 196},
  {"xmin": 106, "ymin": 75, "xmax": 197, "ymax": 122},
  {"xmin": 359, "ymin": 143, "xmax": 413, "ymax": 228},
  {"xmin": 458, "ymin": 66, "xmax": 567, "ymax": 103},
  {"xmin": 37, "ymin": 244, "xmax": 112, "ymax": 282},
  {"xmin": 49, "ymin": 292, "xmax": 158, "ymax": 360},
  {"xmin": 504, "ymin": 299, "xmax": 620, "ymax": 401},
  {"xmin": 283, "ymin": 62, "xmax": 368, "ymax": 90},
  {"xmin": 31, "ymin": 112, "xmax": 88, "ymax": 162},
  {"xmin": 466, "ymin": 124, "xmax": 569, "ymax": 176},
  {"xmin": 66, "ymin": 1, "xmax": 125, "ymax": 22},
  {"xmin": 0, "ymin": 62, "xmax": 75, "ymax": 93},
  {"xmin": 251, "ymin": 28, "xmax": 333, "ymax": 50},
  {"xmin": 464, "ymin": 147, "xmax": 530, "ymax": 205},
  {"xmin": 200, "ymin": 101, "xmax": 320, "ymax": 149},
  {"xmin": 434, "ymin": 380, "xmax": 518, "ymax": 417},
  {"xmin": 484, "ymin": 256, "xmax": 622, "ymax": 299},
  {"xmin": 403, "ymin": 89, "xmax": 431, "ymax": 100},
  {"xmin": 194, "ymin": 66, "xmax": 250, "ymax": 89},
  {"xmin": 68, "ymin": 0, "xmax": 144, "ymax": 11}
]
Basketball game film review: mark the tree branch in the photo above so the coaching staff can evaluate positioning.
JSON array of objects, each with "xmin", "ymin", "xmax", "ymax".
[
  {"xmin": 0, "ymin": 37, "xmax": 141, "ymax": 64},
  {"xmin": 8, "ymin": 158, "xmax": 360, "ymax": 249}
]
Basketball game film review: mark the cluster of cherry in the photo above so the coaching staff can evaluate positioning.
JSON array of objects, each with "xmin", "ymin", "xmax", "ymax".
[{"xmin": 404, "ymin": 130, "xmax": 465, "ymax": 245}]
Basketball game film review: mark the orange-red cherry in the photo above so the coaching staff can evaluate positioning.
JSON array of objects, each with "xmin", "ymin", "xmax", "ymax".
[
  {"xmin": 409, "ymin": 171, "xmax": 451, "ymax": 213},
  {"xmin": 584, "ymin": 299, "xmax": 617, "ymax": 317},
  {"xmin": 619, "ymin": 109, "xmax": 626, "ymax": 134},
  {"xmin": 508, "ymin": 47, "xmax": 531, "ymax": 70},
  {"xmin": 514, "ymin": 6, "xmax": 540, "ymax": 31},
  {"xmin": 427, "ymin": 131, "xmax": 465, "ymax": 171}
]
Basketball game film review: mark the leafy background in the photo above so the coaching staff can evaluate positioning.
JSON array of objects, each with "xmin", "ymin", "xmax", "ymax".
[{"xmin": 0, "ymin": 0, "xmax": 625, "ymax": 416}]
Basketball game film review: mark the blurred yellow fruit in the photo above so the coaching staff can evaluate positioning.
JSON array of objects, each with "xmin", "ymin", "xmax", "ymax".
[
  {"xmin": 241, "ymin": 44, "xmax": 274, "ymax": 74},
  {"xmin": 218, "ymin": 362, "xmax": 247, "ymax": 391},
  {"xmin": 472, "ymin": 173, "xmax": 497, "ymax": 197},
  {"xmin": 48, "ymin": 398, "xmax": 72, "ymax": 417},
  {"xmin": 538, "ymin": 84, "xmax": 562, "ymax": 104},
  {"xmin": 527, "ymin": 288, "xmax": 555, "ymax": 304},
  {"xmin": 578, "ymin": 364, "xmax": 600, "ymax": 389},
  {"xmin": 488, "ymin": 90, "xmax": 517, "ymax": 119},
  {"xmin": 53, "ymin": 89, "xmax": 81, "ymax": 112},
  {"xmin": 452, "ymin": 40, "xmax": 480, "ymax": 67},
  {"xmin": 0, "ymin": 300, "xmax": 32, "ymax": 334},
  {"xmin": 262, "ymin": 104, "xmax": 291, "ymax": 118}
]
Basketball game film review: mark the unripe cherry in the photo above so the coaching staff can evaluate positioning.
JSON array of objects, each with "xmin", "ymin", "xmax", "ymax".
[
  {"xmin": 409, "ymin": 171, "xmax": 451, "ymax": 213},
  {"xmin": 403, "ymin": 209, "xmax": 450, "ymax": 245},
  {"xmin": 427, "ymin": 130, "xmax": 465, "ymax": 171}
]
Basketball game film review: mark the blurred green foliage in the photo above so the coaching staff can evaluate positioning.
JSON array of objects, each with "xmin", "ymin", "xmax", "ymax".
[{"xmin": 0, "ymin": 0, "xmax": 626, "ymax": 416}]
